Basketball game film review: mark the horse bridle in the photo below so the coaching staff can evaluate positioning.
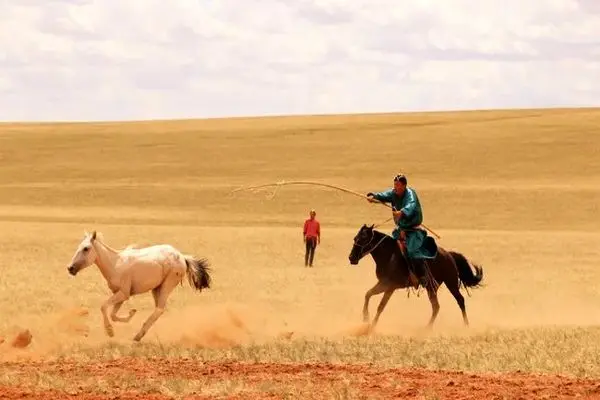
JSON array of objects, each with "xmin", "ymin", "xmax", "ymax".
[{"xmin": 353, "ymin": 230, "xmax": 387, "ymax": 259}]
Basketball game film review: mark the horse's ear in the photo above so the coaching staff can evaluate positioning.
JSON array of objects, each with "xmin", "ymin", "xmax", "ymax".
[
  {"xmin": 90, "ymin": 231, "xmax": 97, "ymax": 241},
  {"xmin": 369, "ymin": 224, "xmax": 375, "ymax": 229}
]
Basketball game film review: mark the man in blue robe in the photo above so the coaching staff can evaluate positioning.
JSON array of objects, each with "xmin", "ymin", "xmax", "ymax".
[{"xmin": 366, "ymin": 174, "xmax": 435, "ymax": 288}]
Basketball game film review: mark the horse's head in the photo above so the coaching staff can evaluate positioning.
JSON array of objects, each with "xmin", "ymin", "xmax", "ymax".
[
  {"xmin": 67, "ymin": 231, "xmax": 98, "ymax": 276},
  {"xmin": 348, "ymin": 224, "xmax": 376, "ymax": 265}
]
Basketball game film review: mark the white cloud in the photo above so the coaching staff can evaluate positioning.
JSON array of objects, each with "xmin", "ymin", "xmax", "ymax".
[{"xmin": 0, "ymin": 0, "xmax": 598, "ymax": 121}]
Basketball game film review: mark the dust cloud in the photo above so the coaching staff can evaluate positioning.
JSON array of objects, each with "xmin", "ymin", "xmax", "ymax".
[
  {"xmin": 0, "ymin": 300, "xmax": 384, "ymax": 361},
  {"xmin": 3, "ymin": 284, "xmax": 600, "ymax": 362}
]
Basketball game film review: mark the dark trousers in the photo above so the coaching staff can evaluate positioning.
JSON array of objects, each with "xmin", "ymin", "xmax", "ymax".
[{"xmin": 305, "ymin": 237, "xmax": 317, "ymax": 266}]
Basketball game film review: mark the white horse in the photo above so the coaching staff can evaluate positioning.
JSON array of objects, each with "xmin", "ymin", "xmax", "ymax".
[{"xmin": 66, "ymin": 230, "xmax": 212, "ymax": 342}]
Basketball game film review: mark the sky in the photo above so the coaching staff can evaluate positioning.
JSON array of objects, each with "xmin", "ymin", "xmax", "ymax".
[{"xmin": 0, "ymin": 0, "xmax": 599, "ymax": 122}]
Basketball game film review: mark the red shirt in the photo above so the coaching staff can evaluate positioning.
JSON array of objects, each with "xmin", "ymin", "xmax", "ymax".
[{"xmin": 303, "ymin": 218, "xmax": 320, "ymax": 238}]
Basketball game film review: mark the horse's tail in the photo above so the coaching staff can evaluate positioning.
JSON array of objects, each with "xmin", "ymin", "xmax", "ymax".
[
  {"xmin": 184, "ymin": 256, "xmax": 212, "ymax": 292},
  {"xmin": 449, "ymin": 251, "xmax": 483, "ymax": 288}
]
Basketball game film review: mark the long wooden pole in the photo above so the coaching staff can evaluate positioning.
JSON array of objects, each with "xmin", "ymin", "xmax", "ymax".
[{"xmin": 231, "ymin": 180, "xmax": 442, "ymax": 239}]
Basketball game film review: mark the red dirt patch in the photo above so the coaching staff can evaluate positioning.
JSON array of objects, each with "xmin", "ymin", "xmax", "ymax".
[
  {"xmin": 2, "ymin": 358, "xmax": 600, "ymax": 399},
  {"xmin": 0, "ymin": 386, "xmax": 170, "ymax": 400}
]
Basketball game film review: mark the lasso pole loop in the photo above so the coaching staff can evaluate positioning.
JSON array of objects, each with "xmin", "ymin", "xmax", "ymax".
[{"xmin": 230, "ymin": 180, "xmax": 441, "ymax": 239}]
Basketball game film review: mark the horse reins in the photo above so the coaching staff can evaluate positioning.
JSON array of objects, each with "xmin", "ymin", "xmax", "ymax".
[
  {"xmin": 354, "ymin": 231, "xmax": 387, "ymax": 259},
  {"xmin": 373, "ymin": 215, "xmax": 394, "ymax": 228}
]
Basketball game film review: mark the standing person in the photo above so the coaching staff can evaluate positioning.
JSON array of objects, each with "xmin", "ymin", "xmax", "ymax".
[
  {"xmin": 366, "ymin": 173, "xmax": 430, "ymax": 287},
  {"xmin": 303, "ymin": 209, "xmax": 321, "ymax": 267}
]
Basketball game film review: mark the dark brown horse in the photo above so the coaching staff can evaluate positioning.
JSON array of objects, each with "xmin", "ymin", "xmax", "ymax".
[{"xmin": 348, "ymin": 224, "xmax": 484, "ymax": 330}]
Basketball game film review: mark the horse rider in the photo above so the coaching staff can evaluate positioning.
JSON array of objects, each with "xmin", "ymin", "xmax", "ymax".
[{"xmin": 366, "ymin": 173, "xmax": 429, "ymax": 288}]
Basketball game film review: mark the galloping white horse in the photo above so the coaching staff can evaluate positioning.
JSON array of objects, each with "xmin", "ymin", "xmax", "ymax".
[{"xmin": 66, "ymin": 230, "xmax": 212, "ymax": 341}]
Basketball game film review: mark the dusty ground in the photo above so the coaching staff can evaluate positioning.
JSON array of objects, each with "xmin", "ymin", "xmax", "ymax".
[
  {"xmin": 1, "ymin": 108, "xmax": 599, "ymax": 398},
  {"xmin": 3, "ymin": 358, "xmax": 600, "ymax": 399}
]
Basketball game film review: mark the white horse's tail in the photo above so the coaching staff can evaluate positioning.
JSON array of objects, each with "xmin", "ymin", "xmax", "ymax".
[{"xmin": 183, "ymin": 256, "xmax": 212, "ymax": 291}]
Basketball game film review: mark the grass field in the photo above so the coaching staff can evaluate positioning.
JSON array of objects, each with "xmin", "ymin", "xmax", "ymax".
[{"xmin": 1, "ymin": 107, "xmax": 600, "ymax": 399}]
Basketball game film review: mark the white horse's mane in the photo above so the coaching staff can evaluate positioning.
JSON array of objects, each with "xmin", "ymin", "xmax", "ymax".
[{"xmin": 85, "ymin": 230, "xmax": 141, "ymax": 253}]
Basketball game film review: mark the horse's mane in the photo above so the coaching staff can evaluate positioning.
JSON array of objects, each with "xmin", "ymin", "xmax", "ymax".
[
  {"xmin": 369, "ymin": 229, "xmax": 402, "ymax": 257},
  {"xmin": 372, "ymin": 229, "xmax": 393, "ymax": 240},
  {"xmin": 93, "ymin": 232, "xmax": 141, "ymax": 253}
]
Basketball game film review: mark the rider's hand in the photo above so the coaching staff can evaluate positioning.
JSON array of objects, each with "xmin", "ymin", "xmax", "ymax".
[
  {"xmin": 366, "ymin": 194, "xmax": 377, "ymax": 203},
  {"xmin": 393, "ymin": 210, "xmax": 403, "ymax": 223}
]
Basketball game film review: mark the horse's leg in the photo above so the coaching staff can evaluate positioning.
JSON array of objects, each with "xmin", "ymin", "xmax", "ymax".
[
  {"xmin": 362, "ymin": 281, "xmax": 387, "ymax": 323},
  {"xmin": 151, "ymin": 286, "xmax": 161, "ymax": 306},
  {"xmin": 447, "ymin": 280, "xmax": 469, "ymax": 326},
  {"xmin": 426, "ymin": 285, "xmax": 441, "ymax": 328},
  {"xmin": 133, "ymin": 276, "xmax": 178, "ymax": 342},
  {"xmin": 110, "ymin": 301, "xmax": 137, "ymax": 323},
  {"xmin": 100, "ymin": 290, "xmax": 130, "ymax": 337},
  {"xmin": 371, "ymin": 288, "xmax": 395, "ymax": 329}
]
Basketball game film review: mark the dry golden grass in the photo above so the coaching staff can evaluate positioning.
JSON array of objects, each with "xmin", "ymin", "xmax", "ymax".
[{"xmin": 1, "ymin": 108, "xmax": 600, "ymax": 397}]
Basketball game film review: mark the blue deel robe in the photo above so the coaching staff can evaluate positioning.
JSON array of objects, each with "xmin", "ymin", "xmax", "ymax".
[{"xmin": 369, "ymin": 187, "xmax": 437, "ymax": 259}]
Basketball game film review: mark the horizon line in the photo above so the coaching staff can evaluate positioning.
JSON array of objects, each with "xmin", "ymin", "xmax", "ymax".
[{"xmin": 0, "ymin": 105, "xmax": 598, "ymax": 126}]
